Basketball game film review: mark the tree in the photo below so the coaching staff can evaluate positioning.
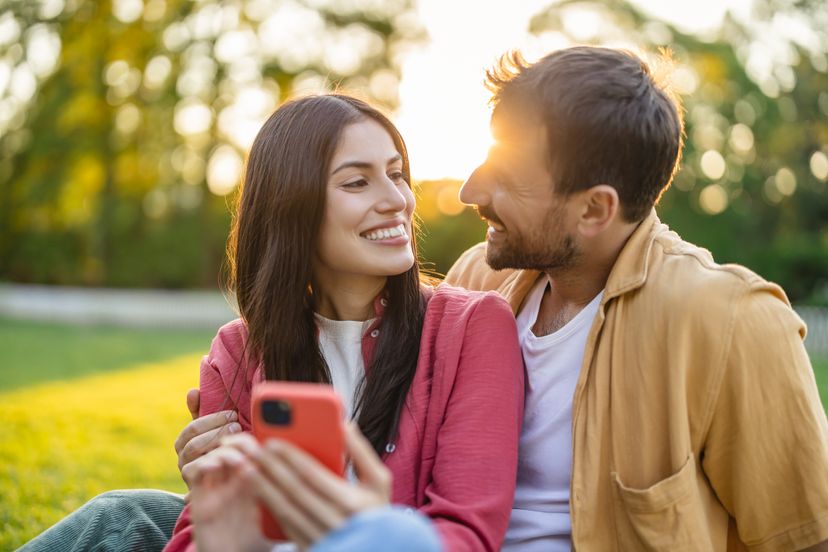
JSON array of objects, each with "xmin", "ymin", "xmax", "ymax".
[{"xmin": 0, "ymin": 0, "xmax": 421, "ymax": 287}]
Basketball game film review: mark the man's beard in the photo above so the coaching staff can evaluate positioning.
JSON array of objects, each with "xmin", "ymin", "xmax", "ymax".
[{"xmin": 478, "ymin": 205, "xmax": 579, "ymax": 272}]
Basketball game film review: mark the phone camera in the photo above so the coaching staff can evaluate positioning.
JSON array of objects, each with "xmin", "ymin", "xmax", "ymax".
[{"xmin": 262, "ymin": 400, "xmax": 292, "ymax": 425}]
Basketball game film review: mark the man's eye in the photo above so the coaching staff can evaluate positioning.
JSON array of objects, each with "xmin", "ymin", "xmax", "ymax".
[{"xmin": 343, "ymin": 179, "xmax": 368, "ymax": 189}]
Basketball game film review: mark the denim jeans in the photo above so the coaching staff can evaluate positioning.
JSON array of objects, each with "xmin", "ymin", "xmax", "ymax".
[
  {"xmin": 19, "ymin": 490, "xmax": 442, "ymax": 552},
  {"xmin": 312, "ymin": 506, "xmax": 442, "ymax": 552}
]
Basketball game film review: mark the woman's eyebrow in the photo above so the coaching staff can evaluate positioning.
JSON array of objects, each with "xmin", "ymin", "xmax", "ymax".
[{"xmin": 331, "ymin": 153, "xmax": 402, "ymax": 175}]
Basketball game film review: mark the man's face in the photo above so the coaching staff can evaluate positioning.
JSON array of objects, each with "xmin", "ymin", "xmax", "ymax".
[{"xmin": 460, "ymin": 116, "xmax": 580, "ymax": 272}]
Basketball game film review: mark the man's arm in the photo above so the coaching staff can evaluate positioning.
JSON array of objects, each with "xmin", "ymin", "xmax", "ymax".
[{"xmin": 702, "ymin": 285, "xmax": 828, "ymax": 550}]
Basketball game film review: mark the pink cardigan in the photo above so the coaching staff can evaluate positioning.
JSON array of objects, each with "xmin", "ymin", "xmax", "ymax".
[{"xmin": 165, "ymin": 284, "xmax": 524, "ymax": 552}]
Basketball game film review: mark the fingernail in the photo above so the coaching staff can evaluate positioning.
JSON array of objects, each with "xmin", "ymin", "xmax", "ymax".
[
  {"xmin": 225, "ymin": 411, "xmax": 238, "ymax": 422},
  {"xmin": 228, "ymin": 422, "xmax": 241, "ymax": 434}
]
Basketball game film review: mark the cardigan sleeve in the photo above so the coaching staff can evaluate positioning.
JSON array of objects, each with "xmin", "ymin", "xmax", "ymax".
[
  {"xmin": 163, "ymin": 320, "xmax": 251, "ymax": 552},
  {"xmin": 420, "ymin": 292, "xmax": 525, "ymax": 552}
]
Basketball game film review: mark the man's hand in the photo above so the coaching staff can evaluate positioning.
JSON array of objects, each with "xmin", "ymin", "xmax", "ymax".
[{"xmin": 175, "ymin": 388, "xmax": 242, "ymax": 488}]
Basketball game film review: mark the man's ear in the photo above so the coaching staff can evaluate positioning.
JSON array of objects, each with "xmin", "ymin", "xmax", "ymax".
[{"xmin": 575, "ymin": 185, "xmax": 620, "ymax": 238}]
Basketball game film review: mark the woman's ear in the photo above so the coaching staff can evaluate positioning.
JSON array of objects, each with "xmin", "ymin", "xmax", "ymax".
[{"xmin": 576, "ymin": 184, "xmax": 620, "ymax": 238}]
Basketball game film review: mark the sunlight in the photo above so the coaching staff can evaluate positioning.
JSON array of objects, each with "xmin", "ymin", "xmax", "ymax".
[{"xmin": 395, "ymin": 0, "xmax": 755, "ymax": 181}]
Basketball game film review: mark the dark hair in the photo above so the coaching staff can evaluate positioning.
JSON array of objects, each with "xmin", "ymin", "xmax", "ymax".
[
  {"xmin": 486, "ymin": 46, "xmax": 684, "ymax": 222},
  {"xmin": 226, "ymin": 94, "xmax": 426, "ymax": 455}
]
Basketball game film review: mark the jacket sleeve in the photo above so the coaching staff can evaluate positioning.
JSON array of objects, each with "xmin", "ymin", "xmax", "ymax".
[
  {"xmin": 163, "ymin": 321, "xmax": 249, "ymax": 552},
  {"xmin": 419, "ymin": 293, "xmax": 525, "ymax": 552},
  {"xmin": 702, "ymin": 284, "xmax": 828, "ymax": 551}
]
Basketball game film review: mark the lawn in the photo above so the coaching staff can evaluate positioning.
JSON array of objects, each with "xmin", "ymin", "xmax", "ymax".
[
  {"xmin": 0, "ymin": 319, "xmax": 215, "ymax": 550},
  {"xmin": 0, "ymin": 318, "xmax": 826, "ymax": 550}
]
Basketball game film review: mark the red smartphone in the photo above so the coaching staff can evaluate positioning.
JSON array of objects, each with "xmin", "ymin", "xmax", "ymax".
[{"xmin": 251, "ymin": 382, "xmax": 346, "ymax": 541}]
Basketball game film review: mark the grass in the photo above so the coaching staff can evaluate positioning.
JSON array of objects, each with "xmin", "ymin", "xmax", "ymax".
[
  {"xmin": 814, "ymin": 357, "xmax": 828, "ymax": 408},
  {"xmin": 0, "ymin": 318, "xmax": 826, "ymax": 550},
  {"xmin": 0, "ymin": 318, "xmax": 214, "ymax": 550},
  {"xmin": 0, "ymin": 317, "xmax": 213, "ymax": 390}
]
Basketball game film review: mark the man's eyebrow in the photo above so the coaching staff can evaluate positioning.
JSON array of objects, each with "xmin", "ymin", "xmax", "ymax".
[{"xmin": 331, "ymin": 153, "xmax": 402, "ymax": 175}]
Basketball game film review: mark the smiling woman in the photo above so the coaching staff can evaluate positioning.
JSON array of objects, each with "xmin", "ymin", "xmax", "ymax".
[{"xmin": 144, "ymin": 94, "xmax": 526, "ymax": 552}]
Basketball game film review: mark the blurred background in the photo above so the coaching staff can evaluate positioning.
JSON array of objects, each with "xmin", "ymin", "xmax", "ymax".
[{"xmin": 1, "ymin": 0, "xmax": 826, "ymax": 548}]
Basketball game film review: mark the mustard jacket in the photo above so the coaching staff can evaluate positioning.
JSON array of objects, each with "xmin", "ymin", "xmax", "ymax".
[{"xmin": 445, "ymin": 210, "xmax": 828, "ymax": 551}]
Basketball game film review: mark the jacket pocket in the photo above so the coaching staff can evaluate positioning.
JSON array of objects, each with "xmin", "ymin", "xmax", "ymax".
[{"xmin": 611, "ymin": 454, "xmax": 712, "ymax": 551}]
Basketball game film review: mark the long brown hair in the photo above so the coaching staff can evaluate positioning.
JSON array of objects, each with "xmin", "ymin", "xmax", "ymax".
[{"xmin": 226, "ymin": 94, "xmax": 426, "ymax": 455}]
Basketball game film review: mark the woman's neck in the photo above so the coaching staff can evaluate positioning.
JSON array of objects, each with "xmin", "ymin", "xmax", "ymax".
[{"xmin": 312, "ymin": 274, "xmax": 386, "ymax": 321}]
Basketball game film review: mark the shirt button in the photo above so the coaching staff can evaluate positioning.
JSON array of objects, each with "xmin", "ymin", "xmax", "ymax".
[
  {"xmin": 370, "ymin": 329, "xmax": 379, "ymax": 338},
  {"xmin": 385, "ymin": 443, "xmax": 396, "ymax": 453},
  {"xmin": 380, "ymin": 298, "xmax": 388, "ymax": 307}
]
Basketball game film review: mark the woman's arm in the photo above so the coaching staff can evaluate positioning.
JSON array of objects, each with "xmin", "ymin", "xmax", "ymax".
[{"xmin": 420, "ymin": 292, "xmax": 525, "ymax": 552}]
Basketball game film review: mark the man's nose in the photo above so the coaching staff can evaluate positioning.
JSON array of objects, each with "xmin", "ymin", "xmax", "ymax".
[{"xmin": 459, "ymin": 165, "xmax": 491, "ymax": 206}]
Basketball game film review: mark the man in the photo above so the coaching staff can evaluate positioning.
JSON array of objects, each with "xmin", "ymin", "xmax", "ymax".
[
  {"xmin": 23, "ymin": 46, "xmax": 828, "ymax": 551},
  {"xmin": 443, "ymin": 47, "xmax": 828, "ymax": 550}
]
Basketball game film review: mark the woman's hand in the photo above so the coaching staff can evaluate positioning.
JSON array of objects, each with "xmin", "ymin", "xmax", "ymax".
[
  {"xmin": 188, "ymin": 444, "xmax": 271, "ymax": 552},
  {"xmin": 224, "ymin": 423, "xmax": 393, "ymax": 550}
]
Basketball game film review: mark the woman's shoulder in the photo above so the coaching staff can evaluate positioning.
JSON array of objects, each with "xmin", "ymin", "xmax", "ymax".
[
  {"xmin": 208, "ymin": 318, "xmax": 249, "ymax": 363},
  {"xmin": 427, "ymin": 283, "xmax": 512, "ymax": 313},
  {"xmin": 422, "ymin": 283, "xmax": 515, "ymax": 331}
]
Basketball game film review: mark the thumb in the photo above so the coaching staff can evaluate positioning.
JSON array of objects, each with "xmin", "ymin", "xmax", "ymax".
[{"xmin": 186, "ymin": 388, "xmax": 200, "ymax": 420}]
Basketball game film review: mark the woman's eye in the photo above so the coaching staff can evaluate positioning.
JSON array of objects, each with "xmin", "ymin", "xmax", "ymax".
[
  {"xmin": 389, "ymin": 171, "xmax": 405, "ymax": 182},
  {"xmin": 343, "ymin": 179, "xmax": 368, "ymax": 189}
]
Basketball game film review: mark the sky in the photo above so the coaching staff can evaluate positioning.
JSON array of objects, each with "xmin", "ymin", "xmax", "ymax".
[{"xmin": 395, "ymin": 0, "xmax": 754, "ymax": 181}]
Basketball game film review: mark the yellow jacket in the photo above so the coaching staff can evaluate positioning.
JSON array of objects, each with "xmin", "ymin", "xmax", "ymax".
[{"xmin": 445, "ymin": 210, "xmax": 828, "ymax": 551}]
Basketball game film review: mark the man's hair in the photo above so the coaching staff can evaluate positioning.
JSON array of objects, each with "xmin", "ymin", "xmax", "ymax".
[{"xmin": 487, "ymin": 46, "xmax": 684, "ymax": 222}]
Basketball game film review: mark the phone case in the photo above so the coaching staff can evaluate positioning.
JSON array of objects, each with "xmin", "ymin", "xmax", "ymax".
[{"xmin": 251, "ymin": 382, "xmax": 346, "ymax": 541}]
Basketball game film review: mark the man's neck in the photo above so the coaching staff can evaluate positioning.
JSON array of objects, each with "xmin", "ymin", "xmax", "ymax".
[{"xmin": 533, "ymin": 221, "xmax": 638, "ymax": 336}]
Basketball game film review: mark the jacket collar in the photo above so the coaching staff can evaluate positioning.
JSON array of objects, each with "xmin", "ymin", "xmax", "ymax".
[
  {"xmin": 499, "ymin": 209, "xmax": 663, "ymax": 313},
  {"xmin": 602, "ymin": 209, "xmax": 662, "ymax": 302}
]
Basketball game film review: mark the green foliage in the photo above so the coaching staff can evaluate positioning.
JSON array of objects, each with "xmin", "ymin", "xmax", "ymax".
[{"xmin": 0, "ymin": 0, "xmax": 422, "ymax": 288}]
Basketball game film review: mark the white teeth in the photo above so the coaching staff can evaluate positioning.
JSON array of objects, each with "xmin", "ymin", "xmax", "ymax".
[{"xmin": 363, "ymin": 224, "xmax": 407, "ymax": 241}]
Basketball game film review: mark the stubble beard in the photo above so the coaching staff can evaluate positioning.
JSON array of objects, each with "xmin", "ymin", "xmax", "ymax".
[{"xmin": 485, "ymin": 210, "xmax": 579, "ymax": 272}]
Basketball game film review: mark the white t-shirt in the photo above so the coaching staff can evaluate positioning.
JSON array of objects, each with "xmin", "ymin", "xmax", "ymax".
[
  {"xmin": 314, "ymin": 313, "xmax": 375, "ymax": 418},
  {"xmin": 502, "ymin": 276, "xmax": 603, "ymax": 552}
]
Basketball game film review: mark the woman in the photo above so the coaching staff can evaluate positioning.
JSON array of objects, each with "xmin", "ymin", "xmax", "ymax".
[{"xmin": 164, "ymin": 94, "xmax": 524, "ymax": 552}]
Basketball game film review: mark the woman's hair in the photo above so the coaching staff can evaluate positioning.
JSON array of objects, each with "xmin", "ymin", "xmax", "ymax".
[{"xmin": 226, "ymin": 94, "xmax": 426, "ymax": 455}]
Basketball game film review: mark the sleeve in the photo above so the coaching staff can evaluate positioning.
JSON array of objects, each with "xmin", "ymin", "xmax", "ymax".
[
  {"xmin": 702, "ymin": 285, "xmax": 828, "ymax": 551},
  {"xmin": 419, "ymin": 293, "xmax": 525, "ymax": 552},
  {"xmin": 163, "ymin": 323, "xmax": 248, "ymax": 552}
]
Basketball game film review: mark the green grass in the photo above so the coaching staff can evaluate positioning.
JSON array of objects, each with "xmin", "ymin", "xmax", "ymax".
[
  {"xmin": 814, "ymin": 356, "xmax": 828, "ymax": 408},
  {"xmin": 0, "ymin": 318, "xmax": 215, "ymax": 549},
  {"xmin": 0, "ymin": 318, "xmax": 825, "ymax": 550},
  {"xmin": 0, "ymin": 317, "xmax": 214, "ymax": 390}
]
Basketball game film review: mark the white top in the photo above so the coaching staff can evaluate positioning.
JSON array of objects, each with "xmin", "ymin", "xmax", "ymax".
[
  {"xmin": 502, "ymin": 276, "xmax": 603, "ymax": 552},
  {"xmin": 314, "ymin": 313, "xmax": 375, "ymax": 418}
]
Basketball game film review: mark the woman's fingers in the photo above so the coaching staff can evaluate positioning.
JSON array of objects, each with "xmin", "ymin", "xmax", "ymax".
[
  {"xmin": 345, "ymin": 423, "xmax": 392, "ymax": 495},
  {"xmin": 258, "ymin": 441, "xmax": 348, "ymax": 529},
  {"xmin": 185, "ymin": 443, "xmax": 248, "ymax": 487},
  {"xmin": 240, "ymin": 462, "xmax": 324, "ymax": 549}
]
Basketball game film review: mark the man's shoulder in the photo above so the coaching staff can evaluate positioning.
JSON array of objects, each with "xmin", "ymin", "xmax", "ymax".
[{"xmin": 645, "ymin": 228, "xmax": 791, "ymax": 314}]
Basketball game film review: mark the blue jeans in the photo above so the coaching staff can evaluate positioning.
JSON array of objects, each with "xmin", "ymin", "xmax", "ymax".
[
  {"xmin": 312, "ymin": 506, "xmax": 442, "ymax": 552},
  {"xmin": 20, "ymin": 491, "xmax": 441, "ymax": 552}
]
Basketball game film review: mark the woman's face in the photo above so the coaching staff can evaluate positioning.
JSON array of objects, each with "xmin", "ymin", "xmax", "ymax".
[{"xmin": 314, "ymin": 119, "xmax": 416, "ymax": 285}]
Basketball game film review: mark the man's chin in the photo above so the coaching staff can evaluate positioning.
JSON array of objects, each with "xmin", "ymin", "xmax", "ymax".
[{"xmin": 484, "ymin": 242, "xmax": 513, "ymax": 271}]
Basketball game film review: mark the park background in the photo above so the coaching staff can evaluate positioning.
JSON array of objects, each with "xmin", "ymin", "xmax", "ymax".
[{"xmin": 1, "ymin": 0, "xmax": 827, "ymax": 548}]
